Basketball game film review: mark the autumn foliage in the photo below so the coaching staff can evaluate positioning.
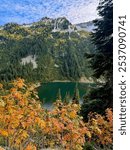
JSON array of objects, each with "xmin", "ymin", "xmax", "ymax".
[
  {"xmin": 0, "ymin": 79, "xmax": 113, "ymax": 150},
  {"xmin": 87, "ymin": 108, "xmax": 113, "ymax": 146}
]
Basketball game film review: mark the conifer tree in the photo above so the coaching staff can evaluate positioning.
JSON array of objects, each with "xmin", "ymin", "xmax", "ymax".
[
  {"xmin": 72, "ymin": 83, "xmax": 80, "ymax": 104},
  {"xmin": 81, "ymin": 0, "xmax": 113, "ymax": 121},
  {"xmin": 63, "ymin": 92, "xmax": 70, "ymax": 104},
  {"xmin": 56, "ymin": 88, "xmax": 62, "ymax": 100}
]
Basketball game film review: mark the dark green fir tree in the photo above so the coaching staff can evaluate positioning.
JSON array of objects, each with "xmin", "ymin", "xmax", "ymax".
[
  {"xmin": 72, "ymin": 83, "xmax": 80, "ymax": 104},
  {"xmin": 63, "ymin": 92, "xmax": 70, "ymax": 105},
  {"xmin": 81, "ymin": 0, "xmax": 113, "ymax": 121},
  {"xmin": 56, "ymin": 88, "xmax": 62, "ymax": 100}
]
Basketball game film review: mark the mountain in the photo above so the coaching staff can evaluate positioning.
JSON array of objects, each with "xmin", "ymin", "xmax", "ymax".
[
  {"xmin": 23, "ymin": 17, "xmax": 73, "ymax": 31},
  {"xmin": 0, "ymin": 17, "xmax": 95, "ymax": 82},
  {"xmin": 75, "ymin": 21, "xmax": 95, "ymax": 32}
]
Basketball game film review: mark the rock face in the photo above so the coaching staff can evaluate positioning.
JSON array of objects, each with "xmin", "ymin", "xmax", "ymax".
[
  {"xmin": 75, "ymin": 21, "xmax": 95, "ymax": 32},
  {"xmin": 79, "ymin": 77, "xmax": 94, "ymax": 83},
  {"xmin": 53, "ymin": 17, "xmax": 71, "ymax": 31},
  {"xmin": 37, "ymin": 17, "xmax": 72, "ymax": 31},
  {"xmin": 21, "ymin": 55, "xmax": 37, "ymax": 69}
]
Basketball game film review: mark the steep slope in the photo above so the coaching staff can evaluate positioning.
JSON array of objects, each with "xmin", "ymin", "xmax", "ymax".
[{"xmin": 0, "ymin": 17, "xmax": 95, "ymax": 82}]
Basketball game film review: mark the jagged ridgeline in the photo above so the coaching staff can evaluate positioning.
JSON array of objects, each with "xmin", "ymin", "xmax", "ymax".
[{"xmin": 0, "ymin": 17, "xmax": 95, "ymax": 82}]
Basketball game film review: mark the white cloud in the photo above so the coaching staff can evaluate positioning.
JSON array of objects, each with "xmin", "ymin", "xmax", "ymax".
[
  {"xmin": 64, "ymin": 0, "xmax": 99, "ymax": 23},
  {"xmin": 0, "ymin": 0, "xmax": 99, "ymax": 25}
]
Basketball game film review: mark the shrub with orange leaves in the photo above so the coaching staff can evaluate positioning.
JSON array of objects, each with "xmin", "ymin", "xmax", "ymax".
[
  {"xmin": 0, "ymin": 79, "xmax": 89, "ymax": 150},
  {"xmin": 86, "ymin": 108, "xmax": 113, "ymax": 146},
  {"xmin": 42, "ymin": 100, "xmax": 89, "ymax": 150},
  {"xmin": 0, "ymin": 79, "xmax": 113, "ymax": 150},
  {"xmin": 0, "ymin": 79, "xmax": 44, "ymax": 149}
]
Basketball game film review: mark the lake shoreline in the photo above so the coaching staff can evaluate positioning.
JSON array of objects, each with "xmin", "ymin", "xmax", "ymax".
[
  {"xmin": 52, "ymin": 77, "xmax": 94, "ymax": 84},
  {"xmin": 34, "ymin": 77, "xmax": 94, "ymax": 89}
]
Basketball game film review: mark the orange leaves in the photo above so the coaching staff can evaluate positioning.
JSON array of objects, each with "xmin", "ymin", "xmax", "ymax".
[
  {"xmin": 12, "ymin": 78, "xmax": 25, "ymax": 89},
  {"xmin": 0, "ymin": 79, "xmax": 44, "ymax": 149},
  {"xmin": 86, "ymin": 108, "xmax": 113, "ymax": 145},
  {"xmin": 25, "ymin": 143, "xmax": 37, "ymax": 150},
  {"xmin": 13, "ymin": 91, "xmax": 22, "ymax": 100},
  {"xmin": 0, "ymin": 129, "xmax": 8, "ymax": 137},
  {"xmin": 51, "ymin": 118, "xmax": 64, "ymax": 133},
  {"xmin": 0, "ymin": 147, "xmax": 5, "ymax": 150},
  {"xmin": 106, "ymin": 108, "xmax": 113, "ymax": 124},
  {"xmin": 46, "ymin": 101, "xmax": 88, "ymax": 149},
  {"xmin": 0, "ymin": 83, "xmax": 3, "ymax": 89},
  {"xmin": 10, "ymin": 87, "xmax": 17, "ymax": 93},
  {"xmin": 0, "ymin": 78, "xmax": 113, "ymax": 149},
  {"xmin": 35, "ymin": 117, "xmax": 46, "ymax": 128}
]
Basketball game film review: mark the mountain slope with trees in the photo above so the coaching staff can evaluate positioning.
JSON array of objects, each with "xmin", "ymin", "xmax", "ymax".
[{"xmin": 0, "ymin": 17, "xmax": 95, "ymax": 83}]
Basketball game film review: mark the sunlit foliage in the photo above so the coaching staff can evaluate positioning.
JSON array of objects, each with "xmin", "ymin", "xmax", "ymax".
[{"xmin": 0, "ymin": 79, "xmax": 112, "ymax": 150}]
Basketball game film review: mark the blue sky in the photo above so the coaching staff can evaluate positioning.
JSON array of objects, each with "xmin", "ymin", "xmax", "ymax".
[{"xmin": 0, "ymin": 0, "xmax": 99, "ymax": 25}]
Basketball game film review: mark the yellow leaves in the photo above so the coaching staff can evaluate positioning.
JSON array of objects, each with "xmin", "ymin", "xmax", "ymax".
[
  {"xmin": 95, "ymin": 127, "xmax": 102, "ymax": 135},
  {"xmin": 86, "ymin": 130, "xmax": 92, "ymax": 139},
  {"xmin": 75, "ymin": 145, "xmax": 83, "ymax": 150},
  {"xmin": 15, "ymin": 138, "xmax": 21, "ymax": 145},
  {"xmin": 49, "ymin": 141, "xmax": 55, "ymax": 148},
  {"xmin": 14, "ymin": 130, "xmax": 29, "ymax": 146},
  {"xmin": 73, "ymin": 103, "xmax": 80, "ymax": 110},
  {"xmin": 0, "ymin": 129, "xmax": 8, "ymax": 137},
  {"xmin": 69, "ymin": 111, "xmax": 76, "ymax": 119},
  {"xmin": 0, "ymin": 100, "xmax": 5, "ymax": 107},
  {"xmin": 21, "ymin": 130, "xmax": 29, "ymax": 138},
  {"xmin": 39, "ymin": 120, "xmax": 46, "ymax": 128}
]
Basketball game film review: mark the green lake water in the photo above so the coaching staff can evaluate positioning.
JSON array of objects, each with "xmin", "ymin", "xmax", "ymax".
[{"xmin": 38, "ymin": 82, "xmax": 95, "ymax": 108}]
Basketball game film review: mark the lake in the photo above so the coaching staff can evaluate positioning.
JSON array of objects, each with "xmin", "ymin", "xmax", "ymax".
[{"xmin": 38, "ymin": 82, "xmax": 95, "ymax": 109}]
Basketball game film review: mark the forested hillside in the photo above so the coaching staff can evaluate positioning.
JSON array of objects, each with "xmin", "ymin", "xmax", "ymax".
[{"xmin": 0, "ymin": 17, "xmax": 95, "ymax": 82}]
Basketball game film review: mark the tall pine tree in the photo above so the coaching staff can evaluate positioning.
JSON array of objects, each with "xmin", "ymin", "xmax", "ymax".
[
  {"xmin": 63, "ymin": 92, "xmax": 70, "ymax": 104},
  {"xmin": 81, "ymin": 0, "xmax": 113, "ymax": 121},
  {"xmin": 72, "ymin": 83, "xmax": 80, "ymax": 104},
  {"xmin": 56, "ymin": 88, "xmax": 62, "ymax": 100}
]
